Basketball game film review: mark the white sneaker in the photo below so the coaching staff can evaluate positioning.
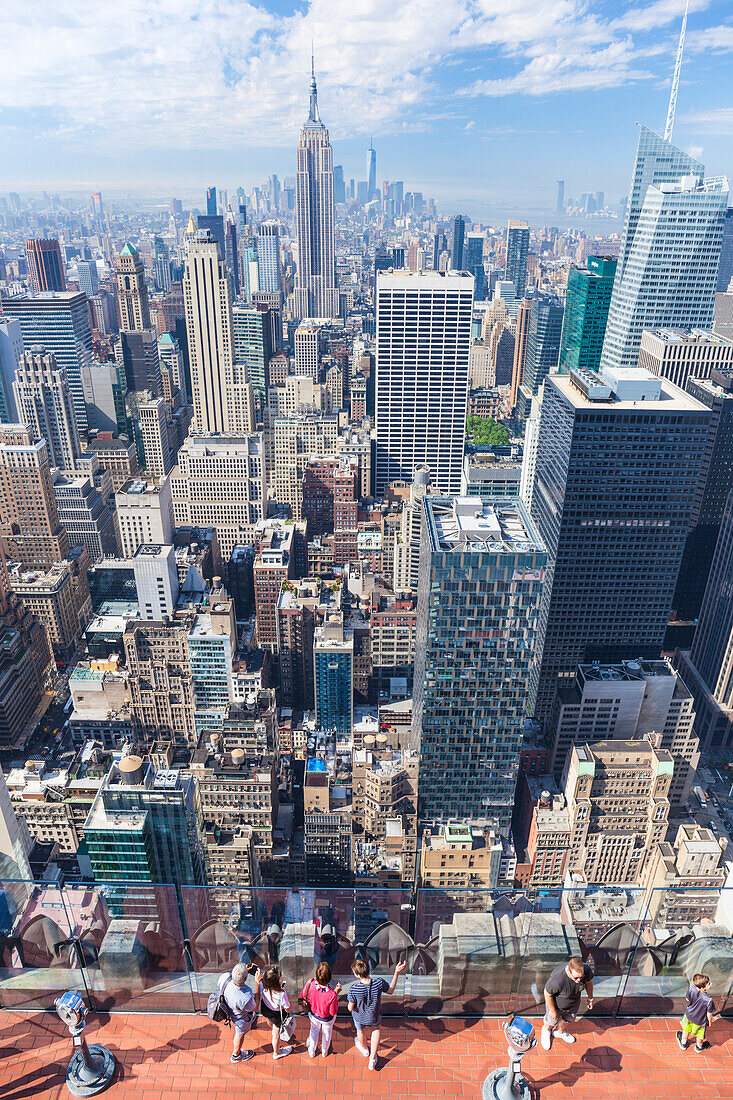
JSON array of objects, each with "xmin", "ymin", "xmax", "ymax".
[
  {"xmin": 355, "ymin": 1040, "xmax": 370, "ymax": 1057},
  {"xmin": 307, "ymin": 1041, "xmax": 317, "ymax": 1059},
  {"xmin": 321, "ymin": 1047, "xmax": 329, "ymax": 1058},
  {"xmin": 273, "ymin": 1046, "xmax": 292, "ymax": 1060},
  {"xmin": 369, "ymin": 1056, "xmax": 378, "ymax": 1070},
  {"xmin": 556, "ymin": 1031, "xmax": 576, "ymax": 1044},
  {"xmin": 541, "ymin": 1027, "xmax": 553, "ymax": 1050}
]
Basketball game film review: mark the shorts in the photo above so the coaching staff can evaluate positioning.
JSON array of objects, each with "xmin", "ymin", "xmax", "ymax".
[
  {"xmin": 232, "ymin": 1012, "xmax": 255, "ymax": 1036},
  {"xmin": 544, "ymin": 1009, "xmax": 577, "ymax": 1027},
  {"xmin": 681, "ymin": 1015, "xmax": 705, "ymax": 1041}
]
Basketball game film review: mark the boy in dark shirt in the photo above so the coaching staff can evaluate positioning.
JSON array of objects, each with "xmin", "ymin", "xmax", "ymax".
[
  {"xmin": 541, "ymin": 956, "xmax": 594, "ymax": 1050},
  {"xmin": 677, "ymin": 973, "xmax": 719, "ymax": 1052}
]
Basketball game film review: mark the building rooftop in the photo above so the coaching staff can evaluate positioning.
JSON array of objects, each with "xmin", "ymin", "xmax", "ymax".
[
  {"xmin": 425, "ymin": 497, "xmax": 544, "ymax": 555},
  {"xmin": 555, "ymin": 370, "xmax": 708, "ymax": 412},
  {"xmin": 644, "ymin": 327, "xmax": 733, "ymax": 346}
]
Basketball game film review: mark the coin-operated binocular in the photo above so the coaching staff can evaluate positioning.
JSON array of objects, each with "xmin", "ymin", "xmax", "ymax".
[
  {"xmin": 54, "ymin": 991, "xmax": 116, "ymax": 1097},
  {"xmin": 482, "ymin": 1016, "xmax": 536, "ymax": 1100}
]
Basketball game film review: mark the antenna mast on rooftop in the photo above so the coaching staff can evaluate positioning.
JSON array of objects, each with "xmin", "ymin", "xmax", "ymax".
[{"xmin": 664, "ymin": 0, "xmax": 689, "ymax": 143}]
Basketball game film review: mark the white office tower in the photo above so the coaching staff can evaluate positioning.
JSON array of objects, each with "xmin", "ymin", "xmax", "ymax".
[
  {"xmin": 13, "ymin": 348, "xmax": 82, "ymax": 470},
  {"xmin": 294, "ymin": 61, "xmax": 339, "ymax": 320},
  {"xmin": 519, "ymin": 393, "xmax": 542, "ymax": 514},
  {"xmin": 137, "ymin": 395, "xmax": 172, "ymax": 477},
  {"xmin": 375, "ymin": 270, "xmax": 473, "ymax": 495},
  {"xmin": 133, "ymin": 543, "xmax": 179, "ymax": 619},
  {"xmin": 257, "ymin": 222, "xmax": 282, "ymax": 294},
  {"xmin": 601, "ymin": 127, "xmax": 729, "ymax": 371},
  {"xmin": 184, "ymin": 231, "xmax": 254, "ymax": 435},
  {"xmin": 294, "ymin": 322, "xmax": 319, "ymax": 380},
  {"xmin": 393, "ymin": 465, "xmax": 431, "ymax": 595}
]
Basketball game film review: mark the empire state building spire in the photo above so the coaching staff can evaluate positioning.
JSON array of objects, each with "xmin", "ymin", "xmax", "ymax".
[
  {"xmin": 308, "ymin": 49, "xmax": 321, "ymax": 125},
  {"xmin": 294, "ymin": 59, "xmax": 339, "ymax": 319}
]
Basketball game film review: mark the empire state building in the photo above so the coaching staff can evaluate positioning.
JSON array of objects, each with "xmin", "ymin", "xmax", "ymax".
[{"xmin": 294, "ymin": 61, "xmax": 339, "ymax": 320}]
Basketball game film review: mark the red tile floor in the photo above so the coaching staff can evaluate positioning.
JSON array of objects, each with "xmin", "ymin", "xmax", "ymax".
[{"xmin": 1, "ymin": 1011, "xmax": 732, "ymax": 1099}]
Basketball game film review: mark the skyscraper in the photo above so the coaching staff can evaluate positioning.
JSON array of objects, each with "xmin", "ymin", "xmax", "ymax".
[
  {"xmin": 366, "ymin": 140, "xmax": 377, "ymax": 200},
  {"xmin": 464, "ymin": 233, "xmax": 486, "ymax": 300},
  {"xmin": 717, "ymin": 206, "xmax": 733, "ymax": 292},
  {"xmin": 294, "ymin": 60, "xmax": 339, "ymax": 320},
  {"xmin": 183, "ymin": 231, "xmax": 254, "ymax": 435},
  {"xmin": 26, "ymin": 239, "xmax": 66, "ymax": 293},
  {"xmin": 529, "ymin": 367, "xmax": 709, "ymax": 720},
  {"xmin": 257, "ymin": 222, "xmax": 282, "ymax": 294},
  {"xmin": 450, "ymin": 215, "xmax": 466, "ymax": 270},
  {"xmin": 556, "ymin": 180, "xmax": 565, "ymax": 215},
  {"xmin": 0, "ymin": 424, "xmax": 69, "ymax": 568},
  {"xmin": 672, "ymin": 369, "xmax": 733, "ymax": 622},
  {"xmin": 558, "ymin": 255, "xmax": 616, "ymax": 375},
  {"xmin": 412, "ymin": 497, "xmax": 546, "ymax": 832},
  {"xmin": 196, "ymin": 214, "xmax": 225, "ymax": 263},
  {"xmin": 375, "ymin": 270, "xmax": 473, "ymax": 495},
  {"xmin": 206, "ymin": 186, "xmax": 217, "ymax": 216},
  {"xmin": 116, "ymin": 243, "xmax": 151, "ymax": 332},
  {"xmin": 2, "ymin": 293, "xmax": 94, "ymax": 432},
  {"xmin": 515, "ymin": 295, "xmax": 564, "ymax": 421},
  {"xmin": 505, "ymin": 220, "xmax": 530, "ymax": 300},
  {"xmin": 601, "ymin": 127, "xmax": 729, "ymax": 371},
  {"xmin": 76, "ymin": 259, "xmax": 99, "ymax": 298},
  {"xmin": 12, "ymin": 348, "xmax": 82, "ymax": 470},
  {"xmin": 0, "ymin": 319, "xmax": 24, "ymax": 423},
  {"xmin": 333, "ymin": 164, "xmax": 346, "ymax": 205}
]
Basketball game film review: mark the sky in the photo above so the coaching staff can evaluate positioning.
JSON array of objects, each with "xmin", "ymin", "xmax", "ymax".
[{"xmin": 2, "ymin": 0, "xmax": 732, "ymax": 218}]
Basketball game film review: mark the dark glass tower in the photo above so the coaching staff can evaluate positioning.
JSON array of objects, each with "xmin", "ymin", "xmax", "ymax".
[
  {"xmin": 673, "ymin": 369, "xmax": 733, "ymax": 622},
  {"xmin": 515, "ymin": 295, "xmax": 564, "ymax": 422},
  {"xmin": 505, "ymin": 220, "xmax": 530, "ymax": 299},
  {"xmin": 529, "ymin": 369, "xmax": 710, "ymax": 721}
]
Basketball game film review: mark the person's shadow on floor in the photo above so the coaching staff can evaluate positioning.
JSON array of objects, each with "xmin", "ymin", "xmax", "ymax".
[{"xmin": 525, "ymin": 1045, "xmax": 622, "ymax": 1094}]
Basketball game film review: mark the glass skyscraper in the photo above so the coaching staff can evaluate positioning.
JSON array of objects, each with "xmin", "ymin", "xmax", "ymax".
[
  {"xmin": 601, "ymin": 126, "xmax": 729, "ymax": 371},
  {"xmin": 464, "ymin": 233, "xmax": 486, "ymax": 300},
  {"xmin": 529, "ymin": 368, "xmax": 710, "ymax": 720},
  {"xmin": 3, "ymin": 292, "xmax": 94, "ymax": 431},
  {"xmin": 411, "ymin": 497, "xmax": 546, "ymax": 832},
  {"xmin": 558, "ymin": 255, "xmax": 616, "ymax": 375},
  {"xmin": 505, "ymin": 220, "xmax": 530, "ymax": 300},
  {"xmin": 515, "ymin": 295, "xmax": 564, "ymax": 422}
]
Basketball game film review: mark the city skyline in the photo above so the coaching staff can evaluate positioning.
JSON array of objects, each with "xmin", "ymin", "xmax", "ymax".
[{"xmin": 2, "ymin": 0, "xmax": 732, "ymax": 211}]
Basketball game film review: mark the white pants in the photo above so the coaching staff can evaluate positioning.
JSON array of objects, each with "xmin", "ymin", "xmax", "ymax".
[{"xmin": 308, "ymin": 1014, "xmax": 334, "ymax": 1053}]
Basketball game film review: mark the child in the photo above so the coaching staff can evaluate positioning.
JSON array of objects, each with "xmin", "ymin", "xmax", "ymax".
[
  {"xmin": 254, "ymin": 965, "xmax": 293, "ymax": 1061},
  {"xmin": 347, "ymin": 956, "xmax": 407, "ymax": 1071},
  {"xmin": 300, "ymin": 962, "xmax": 342, "ymax": 1058},
  {"xmin": 677, "ymin": 973, "xmax": 720, "ymax": 1053}
]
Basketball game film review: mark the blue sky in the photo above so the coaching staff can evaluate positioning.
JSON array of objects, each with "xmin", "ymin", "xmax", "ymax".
[{"xmin": 2, "ymin": 0, "xmax": 732, "ymax": 217}]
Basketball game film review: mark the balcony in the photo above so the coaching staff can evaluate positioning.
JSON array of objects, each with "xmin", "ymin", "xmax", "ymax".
[{"xmin": 1, "ymin": 881, "xmax": 733, "ymax": 1097}]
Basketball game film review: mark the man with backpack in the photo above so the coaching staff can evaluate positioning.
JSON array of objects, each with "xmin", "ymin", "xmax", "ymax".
[{"xmin": 213, "ymin": 962, "xmax": 257, "ymax": 1063}]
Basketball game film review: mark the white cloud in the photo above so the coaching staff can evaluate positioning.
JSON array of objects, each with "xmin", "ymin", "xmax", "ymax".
[
  {"xmin": 679, "ymin": 107, "xmax": 733, "ymax": 132},
  {"xmin": 0, "ymin": 0, "xmax": 727, "ymax": 152}
]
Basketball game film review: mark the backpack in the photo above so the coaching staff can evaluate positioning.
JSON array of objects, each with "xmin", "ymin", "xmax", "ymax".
[{"xmin": 207, "ymin": 977, "xmax": 234, "ymax": 1026}]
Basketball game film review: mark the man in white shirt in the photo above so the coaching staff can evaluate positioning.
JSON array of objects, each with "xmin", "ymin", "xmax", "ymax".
[{"xmin": 218, "ymin": 963, "xmax": 256, "ymax": 1063}]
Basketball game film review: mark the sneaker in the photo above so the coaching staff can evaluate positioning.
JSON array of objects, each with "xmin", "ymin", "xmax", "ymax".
[
  {"xmin": 369, "ymin": 1056, "xmax": 378, "ymax": 1070},
  {"xmin": 355, "ymin": 1039, "xmax": 370, "ymax": 1057},
  {"xmin": 307, "ymin": 1041, "xmax": 317, "ymax": 1059},
  {"xmin": 273, "ymin": 1046, "xmax": 292, "ymax": 1060},
  {"xmin": 321, "ymin": 1048, "xmax": 329, "ymax": 1058},
  {"xmin": 230, "ymin": 1052, "xmax": 243, "ymax": 1064},
  {"xmin": 540, "ymin": 1027, "xmax": 553, "ymax": 1051},
  {"xmin": 231, "ymin": 1050, "xmax": 254, "ymax": 1063},
  {"xmin": 694, "ymin": 1041, "xmax": 710, "ymax": 1053},
  {"xmin": 676, "ymin": 1031, "xmax": 688, "ymax": 1051},
  {"xmin": 556, "ymin": 1031, "xmax": 576, "ymax": 1044}
]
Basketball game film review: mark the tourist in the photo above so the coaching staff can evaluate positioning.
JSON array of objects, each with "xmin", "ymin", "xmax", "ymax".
[
  {"xmin": 347, "ymin": 956, "xmax": 407, "ymax": 1070},
  {"xmin": 541, "ymin": 956, "xmax": 594, "ymax": 1050}
]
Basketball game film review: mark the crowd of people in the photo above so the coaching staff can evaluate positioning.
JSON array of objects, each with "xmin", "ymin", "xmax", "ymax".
[{"xmin": 211, "ymin": 954, "xmax": 721, "ymax": 1070}]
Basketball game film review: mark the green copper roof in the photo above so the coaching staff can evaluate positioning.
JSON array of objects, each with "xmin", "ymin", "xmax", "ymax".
[{"xmin": 120, "ymin": 242, "xmax": 138, "ymax": 257}]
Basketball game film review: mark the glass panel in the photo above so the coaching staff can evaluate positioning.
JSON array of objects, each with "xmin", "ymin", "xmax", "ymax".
[
  {"xmin": 63, "ymin": 882, "xmax": 194, "ymax": 1013},
  {"xmin": 411, "ymin": 889, "xmax": 522, "ymax": 1016},
  {"xmin": 181, "ymin": 887, "xmax": 411, "ymax": 1017},
  {"xmin": 618, "ymin": 886, "xmax": 733, "ymax": 1018},
  {"xmin": 0, "ymin": 879, "xmax": 83, "ymax": 1012},
  {"xmin": 514, "ymin": 886, "xmax": 646, "ymax": 1020}
]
